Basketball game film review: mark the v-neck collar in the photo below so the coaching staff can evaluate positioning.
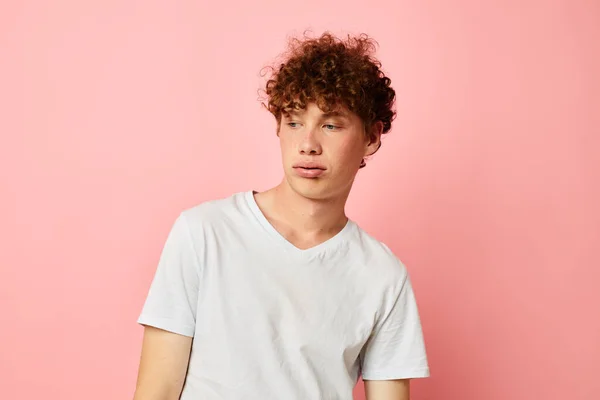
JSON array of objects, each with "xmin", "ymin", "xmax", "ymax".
[{"xmin": 244, "ymin": 190, "xmax": 355, "ymax": 260}]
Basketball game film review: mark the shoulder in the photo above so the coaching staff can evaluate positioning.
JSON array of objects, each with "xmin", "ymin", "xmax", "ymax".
[
  {"xmin": 351, "ymin": 223, "xmax": 410, "ymax": 288},
  {"xmin": 179, "ymin": 191, "xmax": 249, "ymax": 230},
  {"xmin": 165, "ymin": 191, "xmax": 250, "ymax": 260}
]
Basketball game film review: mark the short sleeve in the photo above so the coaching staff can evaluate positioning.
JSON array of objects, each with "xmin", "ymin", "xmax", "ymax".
[
  {"xmin": 360, "ymin": 272, "xmax": 430, "ymax": 380},
  {"xmin": 137, "ymin": 213, "xmax": 200, "ymax": 337}
]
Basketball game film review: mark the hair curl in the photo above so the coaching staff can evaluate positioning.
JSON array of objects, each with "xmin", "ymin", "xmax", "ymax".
[{"xmin": 260, "ymin": 31, "xmax": 396, "ymax": 148}]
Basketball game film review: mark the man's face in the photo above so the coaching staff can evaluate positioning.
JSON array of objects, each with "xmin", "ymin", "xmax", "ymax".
[{"xmin": 278, "ymin": 102, "xmax": 380, "ymax": 201}]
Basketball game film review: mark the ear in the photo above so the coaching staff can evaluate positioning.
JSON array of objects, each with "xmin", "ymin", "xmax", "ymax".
[{"xmin": 364, "ymin": 121, "xmax": 384, "ymax": 158}]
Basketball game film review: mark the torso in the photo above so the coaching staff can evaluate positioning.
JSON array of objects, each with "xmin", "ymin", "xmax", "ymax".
[{"xmin": 179, "ymin": 191, "xmax": 406, "ymax": 400}]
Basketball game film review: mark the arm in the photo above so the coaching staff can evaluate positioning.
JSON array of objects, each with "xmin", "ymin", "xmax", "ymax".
[
  {"xmin": 359, "ymin": 264, "xmax": 429, "ymax": 399},
  {"xmin": 364, "ymin": 379, "xmax": 410, "ymax": 400},
  {"xmin": 133, "ymin": 326, "xmax": 193, "ymax": 400},
  {"xmin": 134, "ymin": 213, "xmax": 201, "ymax": 399}
]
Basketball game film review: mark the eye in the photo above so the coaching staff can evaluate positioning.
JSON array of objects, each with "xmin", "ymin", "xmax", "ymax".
[
  {"xmin": 323, "ymin": 124, "xmax": 338, "ymax": 130},
  {"xmin": 287, "ymin": 122, "xmax": 301, "ymax": 128}
]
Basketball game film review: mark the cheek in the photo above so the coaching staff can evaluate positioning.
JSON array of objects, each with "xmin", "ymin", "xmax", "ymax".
[
  {"xmin": 331, "ymin": 139, "xmax": 363, "ymax": 163},
  {"xmin": 279, "ymin": 135, "xmax": 295, "ymax": 155}
]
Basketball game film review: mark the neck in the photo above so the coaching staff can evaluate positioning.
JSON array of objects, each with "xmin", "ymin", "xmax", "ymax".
[{"xmin": 259, "ymin": 179, "xmax": 350, "ymax": 237}]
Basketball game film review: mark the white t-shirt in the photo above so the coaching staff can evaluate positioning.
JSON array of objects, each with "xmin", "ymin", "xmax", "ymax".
[{"xmin": 138, "ymin": 191, "xmax": 429, "ymax": 399}]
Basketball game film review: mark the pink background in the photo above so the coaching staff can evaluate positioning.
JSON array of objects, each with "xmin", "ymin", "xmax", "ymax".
[{"xmin": 1, "ymin": 1, "xmax": 598, "ymax": 399}]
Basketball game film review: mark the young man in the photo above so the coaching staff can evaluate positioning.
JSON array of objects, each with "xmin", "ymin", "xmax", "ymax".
[{"xmin": 133, "ymin": 32, "xmax": 429, "ymax": 400}]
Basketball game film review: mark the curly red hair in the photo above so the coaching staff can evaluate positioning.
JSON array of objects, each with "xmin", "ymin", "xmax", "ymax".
[{"xmin": 260, "ymin": 31, "xmax": 396, "ymax": 148}]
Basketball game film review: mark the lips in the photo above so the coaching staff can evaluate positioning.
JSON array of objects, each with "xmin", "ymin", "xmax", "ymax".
[
  {"xmin": 292, "ymin": 162, "xmax": 326, "ymax": 178},
  {"xmin": 293, "ymin": 162, "xmax": 326, "ymax": 170}
]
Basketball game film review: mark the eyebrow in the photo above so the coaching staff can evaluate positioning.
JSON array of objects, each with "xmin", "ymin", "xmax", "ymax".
[
  {"xmin": 322, "ymin": 111, "xmax": 349, "ymax": 118},
  {"xmin": 285, "ymin": 110, "xmax": 349, "ymax": 119}
]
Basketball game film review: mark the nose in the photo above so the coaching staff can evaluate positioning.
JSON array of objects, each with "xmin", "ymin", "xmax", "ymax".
[{"xmin": 298, "ymin": 126, "xmax": 322, "ymax": 155}]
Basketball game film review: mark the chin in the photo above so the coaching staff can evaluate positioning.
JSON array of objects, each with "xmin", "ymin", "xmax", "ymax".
[{"xmin": 286, "ymin": 175, "xmax": 335, "ymax": 201}]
